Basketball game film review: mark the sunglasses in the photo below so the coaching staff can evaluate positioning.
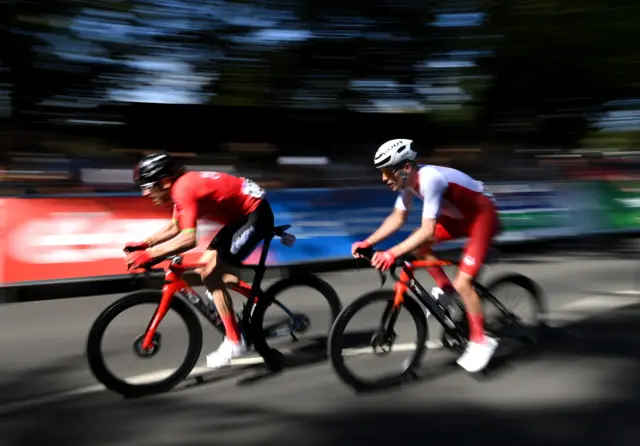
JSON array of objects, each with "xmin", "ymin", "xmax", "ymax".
[
  {"xmin": 380, "ymin": 167, "xmax": 398, "ymax": 177},
  {"xmin": 139, "ymin": 182, "xmax": 158, "ymax": 192}
]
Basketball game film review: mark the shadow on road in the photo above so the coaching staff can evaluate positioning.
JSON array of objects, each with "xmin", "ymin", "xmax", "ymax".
[{"xmin": 3, "ymin": 304, "xmax": 640, "ymax": 446}]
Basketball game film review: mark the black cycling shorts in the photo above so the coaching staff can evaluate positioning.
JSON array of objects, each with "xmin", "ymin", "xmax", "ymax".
[{"xmin": 207, "ymin": 199, "xmax": 275, "ymax": 266}]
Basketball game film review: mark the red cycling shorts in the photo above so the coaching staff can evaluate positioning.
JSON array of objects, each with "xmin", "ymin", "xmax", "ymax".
[{"xmin": 419, "ymin": 201, "xmax": 500, "ymax": 277}]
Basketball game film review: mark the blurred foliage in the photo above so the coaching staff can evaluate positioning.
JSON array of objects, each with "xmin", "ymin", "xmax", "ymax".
[
  {"xmin": 2, "ymin": 0, "xmax": 640, "ymax": 148},
  {"xmin": 475, "ymin": 0, "xmax": 640, "ymax": 145}
]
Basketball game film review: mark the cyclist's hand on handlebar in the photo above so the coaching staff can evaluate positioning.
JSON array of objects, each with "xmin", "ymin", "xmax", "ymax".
[
  {"xmin": 123, "ymin": 241, "xmax": 149, "ymax": 253},
  {"xmin": 371, "ymin": 250, "xmax": 396, "ymax": 272},
  {"xmin": 351, "ymin": 240, "xmax": 371, "ymax": 258},
  {"xmin": 125, "ymin": 250, "xmax": 153, "ymax": 271}
]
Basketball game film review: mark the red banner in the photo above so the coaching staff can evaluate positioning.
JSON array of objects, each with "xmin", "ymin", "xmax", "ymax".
[{"xmin": 0, "ymin": 197, "xmax": 269, "ymax": 285}]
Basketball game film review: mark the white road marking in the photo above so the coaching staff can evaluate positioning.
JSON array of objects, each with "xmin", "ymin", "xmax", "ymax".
[
  {"xmin": 561, "ymin": 295, "xmax": 640, "ymax": 310},
  {"xmin": 542, "ymin": 294, "xmax": 640, "ymax": 325},
  {"xmin": 611, "ymin": 289, "xmax": 640, "ymax": 296},
  {"xmin": 2, "ymin": 291, "xmax": 640, "ymax": 415},
  {"xmin": 125, "ymin": 339, "xmax": 445, "ymax": 385}
]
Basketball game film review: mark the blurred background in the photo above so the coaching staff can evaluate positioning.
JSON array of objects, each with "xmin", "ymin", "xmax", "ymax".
[
  {"xmin": 3, "ymin": 0, "xmax": 640, "ymax": 195},
  {"xmin": 4, "ymin": 3, "xmax": 640, "ymax": 437}
]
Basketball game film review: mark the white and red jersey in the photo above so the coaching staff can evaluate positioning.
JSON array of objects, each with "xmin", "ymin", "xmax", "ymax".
[
  {"xmin": 171, "ymin": 171, "xmax": 265, "ymax": 229},
  {"xmin": 394, "ymin": 165, "xmax": 494, "ymax": 220}
]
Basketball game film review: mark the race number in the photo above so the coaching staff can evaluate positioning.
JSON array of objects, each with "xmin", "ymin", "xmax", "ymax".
[{"xmin": 242, "ymin": 178, "xmax": 265, "ymax": 199}]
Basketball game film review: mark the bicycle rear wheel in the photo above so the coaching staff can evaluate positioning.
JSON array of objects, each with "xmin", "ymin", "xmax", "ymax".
[
  {"xmin": 480, "ymin": 273, "xmax": 546, "ymax": 347},
  {"xmin": 442, "ymin": 273, "xmax": 546, "ymax": 354},
  {"xmin": 328, "ymin": 290, "xmax": 428, "ymax": 393},
  {"xmin": 86, "ymin": 290, "xmax": 203, "ymax": 397},
  {"xmin": 249, "ymin": 274, "xmax": 342, "ymax": 370}
]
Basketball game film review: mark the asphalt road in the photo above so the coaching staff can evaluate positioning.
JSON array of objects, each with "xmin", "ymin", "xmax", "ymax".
[{"xmin": 2, "ymin": 245, "xmax": 640, "ymax": 445}]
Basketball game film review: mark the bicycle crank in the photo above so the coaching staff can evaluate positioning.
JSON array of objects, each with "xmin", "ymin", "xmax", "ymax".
[{"xmin": 290, "ymin": 313, "xmax": 310, "ymax": 333}]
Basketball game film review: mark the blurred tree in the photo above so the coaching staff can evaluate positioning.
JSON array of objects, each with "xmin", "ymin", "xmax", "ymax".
[
  {"xmin": 0, "ymin": 0, "xmax": 136, "ymax": 124},
  {"xmin": 472, "ymin": 0, "xmax": 640, "ymax": 146},
  {"xmin": 6, "ymin": 0, "xmax": 640, "ymax": 150},
  {"xmin": 145, "ymin": 0, "xmax": 447, "ymax": 110}
]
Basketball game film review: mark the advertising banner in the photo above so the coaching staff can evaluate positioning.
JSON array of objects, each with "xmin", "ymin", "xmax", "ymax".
[
  {"xmin": 0, "ymin": 197, "xmax": 272, "ymax": 284},
  {"xmin": 2, "ymin": 181, "xmax": 638, "ymax": 286},
  {"xmin": 487, "ymin": 182, "xmax": 572, "ymax": 235},
  {"xmin": 592, "ymin": 179, "xmax": 640, "ymax": 230}
]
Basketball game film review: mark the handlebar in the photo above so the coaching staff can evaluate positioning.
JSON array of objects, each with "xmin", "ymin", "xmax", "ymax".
[
  {"xmin": 126, "ymin": 254, "xmax": 185, "ymax": 279},
  {"xmin": 354, "ymin": 247, "xmax": 416, "ymax": 286}
]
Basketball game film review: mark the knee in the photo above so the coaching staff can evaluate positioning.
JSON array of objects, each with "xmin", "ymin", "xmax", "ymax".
[
  {"xmin": 198, "ymin": 267, "xmax": 216, "ymax": 283},
  {"xmin": 203, "ymin": 271, "xmax": 225, "ymax": 291},
  {"xmin": 196, "ymin": 250, "xmax": 218, "ymax": 278},
  {"xmin": 222, "ymin": 273, "xmax": 239, "ymax": 286},
  {"xmin": 415, "ymin": 242, "xmax": 434, "ymax": 258},
  {"xmin": 198, "ymin": 255, "xmax": 220, "ymax": 283}
]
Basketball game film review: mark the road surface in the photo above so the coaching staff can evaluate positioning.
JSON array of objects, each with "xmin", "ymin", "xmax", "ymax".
[{"xmin": 1, "ymin": 247, "xmax": 640, "ymax": 445}]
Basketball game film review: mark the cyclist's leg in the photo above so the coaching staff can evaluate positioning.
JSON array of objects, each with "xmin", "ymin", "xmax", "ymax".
[
  {"xmin": 219, "ymin": 198, "xmax": 274, "ymax": 288},
  {"xmin": 204, "ymin": 199, "xmax": 275, "ymax": 368},
  {"xmin": 197, "ymin": 223, "xmax": 247, "ymax": 363},
  {"xmin": 453, "ymin": 205, "xmax": 500, "ymax": 372},
  {"xmin": 416, "ymin": 217, "xmax": 458, "ymax": 295}
]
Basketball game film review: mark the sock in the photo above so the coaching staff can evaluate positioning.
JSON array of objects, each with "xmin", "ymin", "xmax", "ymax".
[
  {"xmin": 221, "ymin": 314, "xmax": 241, "ymax": 343},
  {"xmin": 467, "ymin": 312, "xmax": 485, "ymax": 344}
]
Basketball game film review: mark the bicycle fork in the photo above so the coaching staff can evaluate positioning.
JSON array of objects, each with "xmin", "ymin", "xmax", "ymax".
[
  {"xmin": 140, "ymin": 270, "xmax": 189, "ymax": 351},
  {"xmin": 371, "ymin": 271, "xmax": 412, "ymax": 355}
]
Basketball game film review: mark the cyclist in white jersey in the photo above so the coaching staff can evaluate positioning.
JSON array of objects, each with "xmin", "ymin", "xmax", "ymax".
[{"xmin": 351, "ymin": 139, "xmax": 500, "ymax": 373}]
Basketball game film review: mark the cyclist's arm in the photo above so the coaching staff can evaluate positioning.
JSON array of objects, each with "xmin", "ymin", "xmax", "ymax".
[
  {"xmin": 364, "ymin": 194, "xmax": 410, "ymax": 246},
  {"xmin": 148, "ymin": 195, "xmax": 198, "ymax": 259},
  {"xmin": 387, "ymin": 217, "xmax": 436, "ymax": 258},
  {"xmin": 143, "ymin": 219, "xmax": 180, "ymax": 247},
  {"xmin": 388, "ymin": 170, "xmax": 446, "ymax": 258}
]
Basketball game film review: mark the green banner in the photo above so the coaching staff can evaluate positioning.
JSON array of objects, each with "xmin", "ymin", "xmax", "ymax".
[
  {"xmin": 498, "ymin": 210, "xmax": 568, "ymax": 231},
  {"xmin": 490, "ymin": 182, "xmax": 572, "ymax": 234},
  {"xmin": 593, "ymin": 179, "xmax": 640, "ymax": 230}
]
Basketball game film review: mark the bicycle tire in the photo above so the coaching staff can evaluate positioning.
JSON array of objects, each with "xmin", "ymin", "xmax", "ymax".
[
  {"xmin": 86, "ymin": 290, "xmax": 203, "ymax": 397},
  {"xmin": 249, "ymin": 274, "xmax": 342, "ymax": 370},
  {"xmin": 441, "ymin": 273, "xmax": 546, "ymax": 353},
  {"xmin": 328, "ymin": 290, "xmax": 428, "ymax": 393},
  {"xmin": 481, "ymin": 272, "xmax": 547, "ymax": 345}
]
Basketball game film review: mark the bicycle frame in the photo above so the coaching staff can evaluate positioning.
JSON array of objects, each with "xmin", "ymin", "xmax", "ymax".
[
  {"xmin": 387, "ymin": 259, "xmax": 468, "ymax": 337},
  {"xmin": 140, "ymin": 234, "xmax": 278, "ymax": 351}
]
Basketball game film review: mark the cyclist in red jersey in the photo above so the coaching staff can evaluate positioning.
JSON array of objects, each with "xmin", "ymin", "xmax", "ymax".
[
  {"xmin": 351, "ymin": 139, "xmax": 500, "ymax": 373},
  {"xmin": 124, "ymin": 153, "xmax": 274, "ymax": 368}
]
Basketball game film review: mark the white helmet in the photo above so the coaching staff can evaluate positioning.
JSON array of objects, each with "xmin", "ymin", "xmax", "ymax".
[{"xmin": 374, "ymin": 139, "xmax": 417, "ymax": 169}]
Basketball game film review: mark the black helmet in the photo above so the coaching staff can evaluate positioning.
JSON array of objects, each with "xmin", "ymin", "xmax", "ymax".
[{"xmin": 133, "ymin": 152, "xmax": 184, "ymax": 187}]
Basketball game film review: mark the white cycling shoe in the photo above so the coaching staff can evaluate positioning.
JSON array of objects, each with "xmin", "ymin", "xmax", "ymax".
[
  {"xmin": 456, "ymin": 335, "xmax": 499, "ymax": 373},
  {"xmin": 427, "ymin": 287, "xmax": 499, "ymax": 373},
  {"xmin": 206, "ymin": 337, "xmax": 248, "ymax": 369}
]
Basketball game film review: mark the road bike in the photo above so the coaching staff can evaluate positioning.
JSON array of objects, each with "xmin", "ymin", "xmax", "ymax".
[
  {"xmin": 86, "ymin": 224, "xmax": 343, "ymax": 397},
  {"xmin": 328, "ymin": 246, "xmax": 546, "ymax": 392}
]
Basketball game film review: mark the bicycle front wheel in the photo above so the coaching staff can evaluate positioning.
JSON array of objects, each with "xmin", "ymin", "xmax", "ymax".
[
  {"xmin": 328, "ymin": 290, "xmax": 428, "ymax": 393},
  {"xmin": 86, "ymin": 290, "xmax": 203, "ymax": 397}
]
